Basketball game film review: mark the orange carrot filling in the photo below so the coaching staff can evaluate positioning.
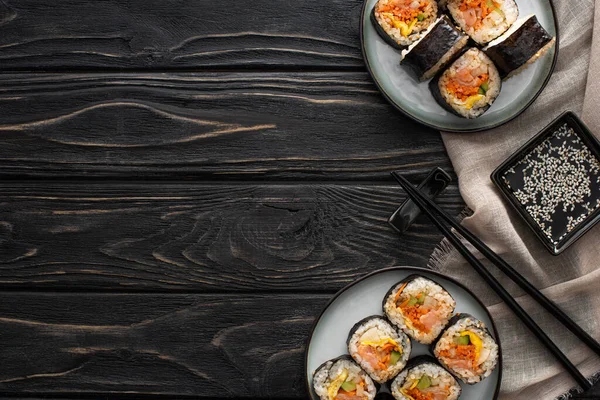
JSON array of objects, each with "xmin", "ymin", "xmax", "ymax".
[
  {"xmin": 402, "ymin": 307, "xmax": 429, "ymax": 332},
  {"xmin": 378, "ymin": 0, "xmax": 430, "ymax": 25},
  {"xmin": 396, "ymin": 289, "xmax": 432, "ymax": 333},
  {"xmin": 446, "ymin": 73, "xmax": 489, "ymax": 101},
  {"xmin": 439, "ymin": 344, "xmax": 478, "ymax": 368},
  {"xmin": 405, "ymin": 388, "xmax": 436, "ymax": 400},
  {"xmin": 459, "ymin": 0, "xmax": 501, "ymax": 29}
]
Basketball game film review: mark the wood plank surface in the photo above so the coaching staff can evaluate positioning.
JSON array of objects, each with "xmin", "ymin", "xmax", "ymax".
[
  {"xmin": 0, "ymin": 182, "xmax": 462, "ymax": 291},
  {"xmin": 0, "ymin": 292, "xmax": 326, "ymax": 397},
  {"xmin": 1, "ymin": 292, "xmax": 598, "ymax": 398},
  {"xmin": 0, "ymin": 72, "xmax": 446, "ymax": 180},
  {"xmin": 0, "ymin": 0, "xmax": 364, "ymax": 71}
]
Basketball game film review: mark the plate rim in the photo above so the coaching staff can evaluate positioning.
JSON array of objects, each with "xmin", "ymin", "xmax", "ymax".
[
  {"xmin": 359, "ymin": 0, "xmax": 560, "ymax": 133},
  {"xmin": 303, "ymin": 265, "xmax": 503, "ymax": 399}
]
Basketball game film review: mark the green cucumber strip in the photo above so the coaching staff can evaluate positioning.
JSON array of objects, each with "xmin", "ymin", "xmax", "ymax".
[
  {"xmin": 416, "ymin": 375, "xmax": 432, "ymax": 390},
  {"xmin": 406, "ymin": 297, "xmax": 418, "ymax": 306},
  {"xmin": 390, "ymin": 350, "xmax": 402, "ymax": 365},
  {"xmin": 341, "ymin": 380, "xmax": 356, "ymax": 392},
  {"xmin": 454, "ymin": 335, "xmax": 471, "ymax": 345}
]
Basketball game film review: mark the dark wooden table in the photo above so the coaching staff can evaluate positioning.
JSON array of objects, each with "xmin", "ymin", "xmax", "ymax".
[{"xmin": 0, "ymin": 1, "xmax": 597, "ymax": 398}]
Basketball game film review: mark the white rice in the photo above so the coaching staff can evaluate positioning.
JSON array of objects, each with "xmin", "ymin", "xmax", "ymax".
[
  {"xmin": 373, "ymin": 0, "xmax": 438, "ymax": 47},
  {"xmin": 313, "ymin": 357, "xmax": 377, "ymax": 400},
  {"xmin": 391, "ymin": 361, "xmax": 461, "ymax": 400},
  {"xmin": 384, "ymin": 277, "xmax": 456, "ymax": 344},
  {"xmin": 433, "ymin": 315, "xmax": 499, "ymax": 384},
  {"xmin": 437, "ymin": 48, "xmax": 501, "ymax": 119},
  {"xmin": 348, "ymin": 317, "xmax": 411, "ymax": 383},
  {"xmin": 447, "ymin": 0, "xmax": 519, "ymax": 44}
]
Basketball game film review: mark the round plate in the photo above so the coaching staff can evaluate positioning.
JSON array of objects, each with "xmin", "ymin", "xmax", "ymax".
[
  {"xmin": 360, "ymin": 0, "xmax": 559, "ymax": 132},
  {"xmin": 305, "ymin": 266, "xmax": 503, "ymax": 399}
]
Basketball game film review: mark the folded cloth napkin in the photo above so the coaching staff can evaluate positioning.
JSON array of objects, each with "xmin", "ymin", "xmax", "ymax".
[{"xmin": 429, "ymin": 0, "xmax": 600, "ymax": 398}]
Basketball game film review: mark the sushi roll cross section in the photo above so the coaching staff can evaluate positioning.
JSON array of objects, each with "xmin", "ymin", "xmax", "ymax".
[
  {"xmin": 400, "ymin": 16, "xmax": 469, "ymax": 81},
  {"xmin": 383, "ymin": 275, "xmax": 456, "ymax": 344},
  {"xmin": 484, "ymin": 14, "xmax": 556, "ymax": 79},
  {"xmin": 433, "ymin": 313, "xmax": 499, "ymax": 384},
  {"xmin": 447, "ymin": 0, "xmax": 519, "ymax": 45},
  {"xmin": 347, "ymin": 315, "xmax": 412, "ymax": 383},
  {"xmin": 371, "ymin": 0, "xmax": 439, "ymax": 49},
  {"xmin": 430, "ymin": 48, "xmax": 501, "ymax": 119},
  {"xmin": 313, "ymin": 355, "xmax": 377, "ymax": 400},
  {"xmin": 391, "ymin": 356, "xmax": 461, "ymax": 400}
]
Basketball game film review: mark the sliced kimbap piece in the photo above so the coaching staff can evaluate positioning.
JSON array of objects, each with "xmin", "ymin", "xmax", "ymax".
[
  {"xmin": 400, "ymin": 15, "xmax": 469, "ymax": 81},
  {"xmin": 371, "ymin": 0, "xmax": 439, "ymax": 50},
  {"xmin": 432, "ymin": 313, "xmax": 500, "ymax": 384},
  {"xmin": 313, "ymin": 355, "xmax": 377, "ymax": 400},
  {"xmin": 383, "ymin": 275, "xmax": 456, "ymax": 344},
  {"xmin": 390, "ymin": 356, "xmax": 461, "ymax": 400},
  {"xmin": 484, "ymin": 14, "xmax": 556, "ymax": 79},
  {"xmin": 447, "ymin": 0, "xmax": 519, "ymax": 45},
  {"xmin": 430, "ymin": 48, "xmax": 501, "ymax": 119},
  {"xmin": 347, "ymin": 315, "xmax": 412, "ymax": 383}
]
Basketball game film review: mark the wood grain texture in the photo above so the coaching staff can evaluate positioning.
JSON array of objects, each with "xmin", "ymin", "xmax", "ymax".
[
  {"xmin": 0, "ymin": 72, "xmax": 447, "ymax": 180},
  {"xmin": 0, "ymin": 292, "xmax": 326, "ymax": 397},
  {"xmin": 0, "ymin": 0, "xmax": 364, "ymax": 70},
  {"xmin": 1, "ymin": 293, "xmax": 598, "ymax": 398},
  {"xmin": 0, "ymin": 182, "xmax": 462, "ymax": 291}
]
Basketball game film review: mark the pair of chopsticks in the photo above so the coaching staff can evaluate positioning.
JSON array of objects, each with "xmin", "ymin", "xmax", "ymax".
[{"xmin": 392, "ymin": 171, "xmax": 599, "ymax": 391}]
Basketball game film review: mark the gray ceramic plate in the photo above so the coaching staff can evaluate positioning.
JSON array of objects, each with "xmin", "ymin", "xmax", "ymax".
[
  {"xmin": 361, "ymin": 0, "xmax": 559, "ymax": 132},
  {"xmin": 305, "ymin": 266, "xmax": 502, "ymax": 399}
]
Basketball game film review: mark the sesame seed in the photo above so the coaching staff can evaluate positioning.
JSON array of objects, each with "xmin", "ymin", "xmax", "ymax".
[{"xmin": 502, "ymin": 123, "xmax": 600, "ymax": 246}]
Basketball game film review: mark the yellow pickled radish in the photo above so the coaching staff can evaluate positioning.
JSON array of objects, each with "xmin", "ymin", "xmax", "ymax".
[
  {"xmin": 460, "ymin": 330, "xmax": 483, "ymax": 360},
  {"xmin": 464, "ymin": 94, "xmax": 485, "ymax": 110},
  {"xmin": 361, "ymin": 337, "xmax": 399, "ymax": 349},
  {"xmin": 396, "ymin": 18, "xmax": 418, "ymax": 36},
  {"xmin": 327, "ymin": 369, "xmax": 349, "ymax": 400}
]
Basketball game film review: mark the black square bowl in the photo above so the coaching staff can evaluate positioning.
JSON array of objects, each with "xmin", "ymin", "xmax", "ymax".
[{"xmin": 491, "ymin": 111, "xmax": 600, "ymax": 255}]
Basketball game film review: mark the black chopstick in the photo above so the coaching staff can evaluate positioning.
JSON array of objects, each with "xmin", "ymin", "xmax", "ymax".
[
  {"xmin": 392, "ymin": 172, "xmax": 593, "ymax": 391},
  {"xmin": 393, "ymin": 172, "xmax": 600, "ymax": 359}
]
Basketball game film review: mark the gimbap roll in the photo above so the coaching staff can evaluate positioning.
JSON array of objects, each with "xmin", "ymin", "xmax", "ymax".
[
  {"xmin": 313, "ymin": 355, "xmax": 377, "ymax": 400},
  {"xmin": 400, "ymin": 16, "xmax": 469, "ymax": 81},
  {"xmin": 447, "ymin": 0, "xmax": 519, "ymax": 45},
  {"xmin": 484, "ymin": 15, "xmax": 556, "ymax": 79},
  {"xmin": 383, "ymin": 275, "xmax": 456, "ymax": 344},
  {"xmin": 347, "ymin": 315, "xmax": 411, "ymax": 383},
  {"xmin": 371, "ymin": 0, "xmax": 439, "ymax": 49},
  {"xmin": 430, "ymin": 48, "xmax": 501, "ymax": 119},
  {"xmin": 432, "ymin": 313, "xmax": 499, "ymax": 384},
  {"xmin": 390, "ymin": 356, "xmax": 461, "ymax": 400}
]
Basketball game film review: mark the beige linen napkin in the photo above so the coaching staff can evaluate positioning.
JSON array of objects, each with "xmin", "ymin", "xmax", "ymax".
[{"xmin": 429, "ymin": 0, "xmax": 600, "ymax": 398}]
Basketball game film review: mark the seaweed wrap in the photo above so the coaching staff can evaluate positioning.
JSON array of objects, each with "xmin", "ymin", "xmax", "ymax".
[
  {"xmin": 484, "ymin": 14, "xmax": 556, "ymax": 79},
  {"xmin": 432, "ymin": 313, "xmax": 499, "ymax": 384},
  {"xmin": 430, "ymin": 48, "xmax": 501, "ymax": 119},
  {"xmin": 447, "ymin": 0, "xmax": 519, "ymax": 45},
  {"xmin": 347, "ymin": 315, "xmax": 412, "ymax": 383},
  {"xmin": 313, "ymin": 355, "xmax": 377, "ymax": 400},
  {"xmin": 383, "ymin": 275, "xmax": 456, "ymax": 344},
  {"xmin": 390, "ymin": 356, "xmax": 462, "ymax": 400},
  {"xmin": 371, "ymin": 0, "xmax": 439, "ymax": 49},
  {"xmin": 400, "ymin": 16, "xmax": 469, "ymax": 81}
]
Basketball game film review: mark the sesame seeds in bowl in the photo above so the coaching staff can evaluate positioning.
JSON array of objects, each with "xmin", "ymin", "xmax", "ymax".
[{"xmin": 492, "ymin": 111, "xmax": 600, "ymax": 254}]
